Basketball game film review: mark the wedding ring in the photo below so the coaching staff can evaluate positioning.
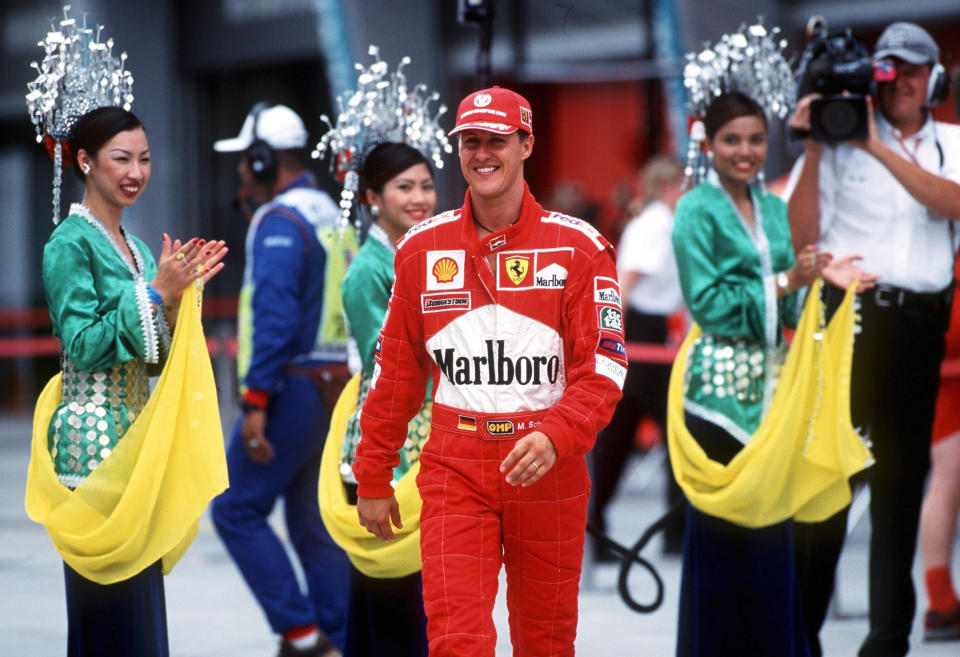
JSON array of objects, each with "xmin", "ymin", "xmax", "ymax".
[
  {"xmin": 248, "ymin": 438, "xmax": 259, "ymax": 448},
  {"xmin": 176, "ymin": 252, "xmax": 185, "ymax": 261},
  {"xmin": 532, "ymin": 461, "xmax": 541, "ymax": 469}
]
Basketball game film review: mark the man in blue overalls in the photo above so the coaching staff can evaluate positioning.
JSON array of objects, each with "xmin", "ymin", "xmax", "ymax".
[{"xmin": 213, "ymin": 103, "xmax": 356, "ymax": 657}]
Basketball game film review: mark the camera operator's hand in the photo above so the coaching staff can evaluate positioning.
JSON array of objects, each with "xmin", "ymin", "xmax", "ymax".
[
  {"xmin": 790, "ymin": 94, "xmax": 823, "ymax": 153},
  {"xmin": 785, "ymin": 244, "xmax": 832, "ymax": 294},
  {"xmin": 822, "ymin": 254, "xmax": 881, "ymax": 293},
  {"xmin": 850, "ymin": 96, "xmax": 882, "ymax": 155}
]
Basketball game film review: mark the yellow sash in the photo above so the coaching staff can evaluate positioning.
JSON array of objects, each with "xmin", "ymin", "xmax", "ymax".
[
  {"xmin": 25, "ymin": 285, "xmax": 228, "ymax": 584},
  {"xmin": 667, "ymin": 279, "xmax": 873, "ymax": 527},
  {"xmin": 318, "ymin": 373, "xmax": 424, "ymax": 578}
]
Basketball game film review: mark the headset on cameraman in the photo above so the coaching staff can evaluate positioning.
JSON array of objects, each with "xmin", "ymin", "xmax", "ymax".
[{"xmin": 246, "ymin": 102, "xmax": 278, "ymax": 185}]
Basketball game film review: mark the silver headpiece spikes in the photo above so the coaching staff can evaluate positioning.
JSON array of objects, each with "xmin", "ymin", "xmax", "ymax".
[
  {"xmin": 682, "ymin": 21, "xmax": 795, "ymax": 186},
  {"xmin": 313, "ymin": 45, "xmax": 453, "ymax": 229},
  {"xmin": 26, "ymin": 4, "xmax": 134, "ymax": 224}
]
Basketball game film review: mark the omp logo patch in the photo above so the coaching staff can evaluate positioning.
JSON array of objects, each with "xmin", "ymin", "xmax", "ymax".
[
  {"xmin": 505, "ymin": 256, "xmax": 530, "ymax": 285},
  {"xmin": 599, "ymin": 306, "xmax": 623, "ymax": 332},
  {"xmin": 599, "ymin": 337, "xmax": 626, "ymax": 356},
  {"xmin": 426, "ymin": 250, "xmax": 465, "ymax": 291},
  {"xmin": 458, "ymin": 415, "xmax": 478, "ymax": 431},
  {"xmin": 422, "ymin": 293, "xmax": 471, "ymax": 313},
  {"xmin": 594, "ymin": 276, "xmax": 621, "ymax": 307},
  {"xmin": 486, "ymin": 420, "xmax": 515, "ymax": 435}
]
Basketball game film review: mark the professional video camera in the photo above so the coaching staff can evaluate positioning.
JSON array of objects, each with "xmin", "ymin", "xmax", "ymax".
[{"xmin": 794, "ymin": 16, "xmax": 894, "ymax": 142}]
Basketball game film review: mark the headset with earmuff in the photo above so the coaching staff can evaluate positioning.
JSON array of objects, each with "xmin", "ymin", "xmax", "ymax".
[
  {"xmin": 246, "ymin": 101, "xmax": 278, "ymax": 185},
  {"xmin": 926, "ymin": 61, "xmax": 950, "ymax": 107}
]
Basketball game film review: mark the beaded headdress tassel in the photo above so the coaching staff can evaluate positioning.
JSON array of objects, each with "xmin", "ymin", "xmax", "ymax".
[
  {"xmin": 682, "ymin": 21, "xmax": 795, "ymax": 186},
  {"xmin": 313, "ymin": 45, "xmax": 452, "ymax": 229},
  {"xmin": 25, "ymin": 4, "xmax": 134, "ymax": 224}
]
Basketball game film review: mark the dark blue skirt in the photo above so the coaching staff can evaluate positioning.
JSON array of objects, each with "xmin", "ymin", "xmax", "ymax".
[
  {"xmin": 676, "ymin": 413, "xmax": 809, "ymax": 657},
  {"xmin": 344, "ymin": 565, "xmax": 428, "ymax": 657},
  {"xmin": 63, "ymin": 561, "xmax": 169, "ymax": 657}
]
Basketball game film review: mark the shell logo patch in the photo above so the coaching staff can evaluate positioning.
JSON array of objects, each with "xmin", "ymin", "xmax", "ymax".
[
  {"xmin": 426, "ymin": 250, "xmax": 466, "ymax": 291},
  {"xmin": 505, "ymin": 256, "xmax": 530, "ymax": 285},
  {"xmin": 433, "ymin": 257, "xmax": 459, "ymax": 283}
]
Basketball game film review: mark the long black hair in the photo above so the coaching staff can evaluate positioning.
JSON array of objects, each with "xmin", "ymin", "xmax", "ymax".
[
  {"xmin": 68, "ymin": 106, "xmax": 144, "ymax": 180},
  {"xmin": 359, "ymin": 142, "xmax": 433, "ymax": 201}
]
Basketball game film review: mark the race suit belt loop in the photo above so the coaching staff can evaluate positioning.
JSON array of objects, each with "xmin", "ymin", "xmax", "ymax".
[{"xmin": 431, "ymin": 403, "xmax": 546, "ymax": 440}]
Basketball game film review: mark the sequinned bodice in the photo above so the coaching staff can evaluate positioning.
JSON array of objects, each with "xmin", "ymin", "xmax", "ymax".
[{"xmin": 48, "ymin": 357, "xmax": 150, "ymax": 488}]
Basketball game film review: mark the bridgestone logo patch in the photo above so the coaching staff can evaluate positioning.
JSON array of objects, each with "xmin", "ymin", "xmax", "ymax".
[{"xmin": 422, "ymin": 293, "xmax": 471, "ymax": 313}]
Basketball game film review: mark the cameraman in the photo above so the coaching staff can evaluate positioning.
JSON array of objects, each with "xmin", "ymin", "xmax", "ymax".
[{"xmin": 786, "ymin": 22, "xmax": 960, "ymax": 657}]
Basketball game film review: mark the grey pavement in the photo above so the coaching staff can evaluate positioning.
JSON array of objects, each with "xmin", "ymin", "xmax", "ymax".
[{"xmin": 1, "ymin": 417, "xmax": 957, "ymax": 656}]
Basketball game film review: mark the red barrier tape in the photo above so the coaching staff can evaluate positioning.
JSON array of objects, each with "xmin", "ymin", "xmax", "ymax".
[{"xmin": 0, "ymin": 330, "xmax": 956, "ymax": 379}]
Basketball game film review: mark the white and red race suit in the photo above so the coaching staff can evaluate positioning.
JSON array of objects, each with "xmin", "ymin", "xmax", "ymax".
[{"xmin": 354, "ymin": 184, "xmax": 627, "ymax": 657}]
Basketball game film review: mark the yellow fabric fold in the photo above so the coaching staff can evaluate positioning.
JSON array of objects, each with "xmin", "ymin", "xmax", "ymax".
[
  {"xmin": 318, "ymin": 373, "xmax": 424, "ymax": 578},
  {"xmin": 26, "ymin": 284, "xmax": 229, "ymax": 584},
  {"xmin": 667, "ymin": 279, "xmax": 873, "ymax": 527}
]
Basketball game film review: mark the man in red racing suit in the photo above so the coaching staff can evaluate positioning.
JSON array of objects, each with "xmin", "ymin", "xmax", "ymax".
[{"xmin": 353, "ymin": 86, "xmax": 626, "ymax": 657}]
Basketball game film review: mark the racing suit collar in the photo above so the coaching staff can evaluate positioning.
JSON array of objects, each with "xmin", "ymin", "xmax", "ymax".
[{"xmin": 460, "ymin": 182, "xmax": 543, "ymax": 254}]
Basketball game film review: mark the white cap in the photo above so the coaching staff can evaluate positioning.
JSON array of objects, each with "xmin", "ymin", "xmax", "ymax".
[{"xmin": 213, "ymin": 104, "xmax": 308, "ymax": 152}]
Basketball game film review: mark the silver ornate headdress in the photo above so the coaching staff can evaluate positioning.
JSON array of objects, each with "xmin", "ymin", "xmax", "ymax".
[
  {"xmin": 682, "ymin": 21, "xmax": 795, "ymax": 185},
  {"xmin": 25, "ymin": 5, "xmax": 135, "ymax": 224},
  {"xmin": 313, "ymin": 45, "xmax": 453, "ymax": 229}
]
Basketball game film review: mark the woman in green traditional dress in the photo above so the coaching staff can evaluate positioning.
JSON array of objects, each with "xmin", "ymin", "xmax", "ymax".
[
  {"xmin": 671, "ymin": 91, "xmax": 830, "ymax": 657},
  {"xmin": 42, "ymin": 106, "xmax": 228, "ymax": 657},
  {"xmin": 337, "ymin": 141, "xmax": 435, "ymax": 657}
]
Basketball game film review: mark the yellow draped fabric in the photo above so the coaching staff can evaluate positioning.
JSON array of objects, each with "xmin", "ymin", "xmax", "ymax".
[
  {"xmin": 667, "ymin": 279, "xmax": 873, "ymax": 528},
  {"xmin": 318, "ymin": 373, "xmax": 424, "ymax": 578},
  {"xmin": 26, "ymin": 285, "xmax": 228, "ymax": 584}
]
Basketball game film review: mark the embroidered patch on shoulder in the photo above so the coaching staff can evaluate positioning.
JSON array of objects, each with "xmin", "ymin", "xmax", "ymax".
[
  {"xmin": 598, "ymin": 337, "xmax": 626, "ymax": 356},
  {"xmin": 594, "ymin": 276, "xmax": 622, "ymax": 307},
  {"xmin": 542, "ymin": 212, "xmax": 606, "ymax": 250},
  {"xmin": 595, "ymin": 354, "xmax": 626, "ymax": 389},
  {"xmin": 598, "ymin": 306, "xmax": 623, "ymax": 332}
]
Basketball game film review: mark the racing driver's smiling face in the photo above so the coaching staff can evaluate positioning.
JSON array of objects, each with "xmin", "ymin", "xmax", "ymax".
[{"xmin": 458, "ymin": 129, "xmax": 533, "ymax": 201}]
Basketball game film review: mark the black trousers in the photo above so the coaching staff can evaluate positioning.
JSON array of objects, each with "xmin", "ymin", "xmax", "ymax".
[
  {"xmin": 588, "ymin": 309, "xmax": 683, "ymax": 550},
  {"xmin": 794, "ymin": 284, "xmax": 948, "ymax": 657}
]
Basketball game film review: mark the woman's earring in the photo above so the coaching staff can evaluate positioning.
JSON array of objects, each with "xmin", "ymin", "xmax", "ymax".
[
  {"xmin": 81, "ymin": 163, "xmax": 91, "ymax": 176},
  {"xmin": 370, "ymin": 205, "xmax": 380, "ymax": 217}
]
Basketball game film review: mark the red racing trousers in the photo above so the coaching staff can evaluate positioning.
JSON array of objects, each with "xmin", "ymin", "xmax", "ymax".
[{"xmin": 416, "ymin": 404, "xmax": 590, "ymax": 657}]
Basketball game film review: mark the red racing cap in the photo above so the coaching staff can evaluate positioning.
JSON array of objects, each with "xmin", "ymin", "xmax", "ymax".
[{"xmin": 449, "ymin": 86, "xmax": 533, "ymax": 136}]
